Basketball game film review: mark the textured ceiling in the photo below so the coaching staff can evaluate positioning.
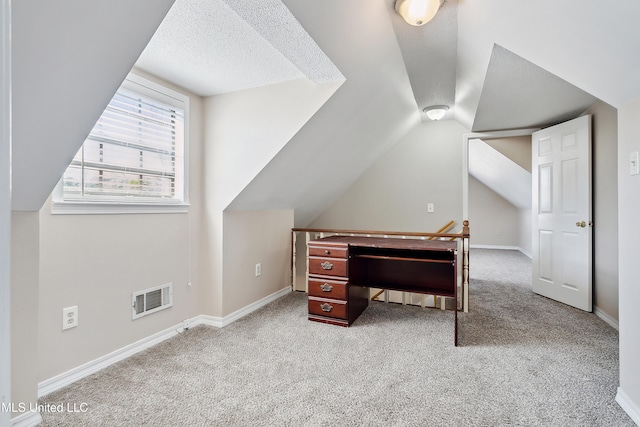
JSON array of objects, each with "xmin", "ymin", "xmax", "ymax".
[
  {"xmin": 134, "ymin": 0, "xmax": 639, "ymax": 131},
  {"xmin": 389, "ymin": 0, "xmax": 458, "ymax": 122},
  {"xmin": 388, "ymin": 0, "xmax": 600, "ymax": 131},
  {"xmin": 135, "ymin": 0, "xmax": 343, "ymax": 97},
  {"xmin": 472, "ymin": 45, "xmax": 598, "ymax": 132}
]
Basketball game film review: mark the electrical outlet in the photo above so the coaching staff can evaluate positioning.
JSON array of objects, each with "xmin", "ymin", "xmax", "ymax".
[
  {"xmin": 255, "ymin": 263, "xmax": 262, "ymax": 277},
  {"xmin": 62, "ymin": 306, "xmax": 78, "ymax": 330}
]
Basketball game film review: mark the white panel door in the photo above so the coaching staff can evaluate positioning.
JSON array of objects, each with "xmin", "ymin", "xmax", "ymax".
[{"xmin": 532, "ymin": 115, "xmax": 592, "ymax": 311}]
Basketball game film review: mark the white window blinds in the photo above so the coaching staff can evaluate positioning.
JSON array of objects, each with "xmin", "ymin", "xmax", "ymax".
[{"xmin": 61, "ymin": 75, "xmax": 187, "ymax": 205}]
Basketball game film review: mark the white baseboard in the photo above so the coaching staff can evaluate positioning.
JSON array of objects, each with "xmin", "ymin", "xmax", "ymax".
[
  {"xmin": 594, "ymin": 306, "xmax": 619, "ymax": 331},
  {"xmin": 11, "ymin": 411, "xmax": 42, "ymax": 427},
  {"xmin": 469, "ymin": 244, "xmax": 532, "ymax": 258},
  {"xmin": 38, "ymin": 286, "xmax": 291, "ymax": 398},
  {"xmin": 616, "ymin": 387, "xmax": 640, "ymax": 425},
  {"xmin": 470, "ymin": 244, "xmax": 519, "ymax": 251},
  {"xmin": 191, "ymin": 286, "xmax": 291, "ymax": 328},
  {"xmin": 517, "ymin": 248, "xmax": 532, "ymax": 259},
  {"xmin": 38, "ymin": 323, "xmax": 182, "ymax": 398}
]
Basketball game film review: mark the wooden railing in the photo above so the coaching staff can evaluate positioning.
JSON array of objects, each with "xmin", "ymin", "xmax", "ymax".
[{"xmin": 291, "ymin": 220, "xmax": 470, "ymax": 313}]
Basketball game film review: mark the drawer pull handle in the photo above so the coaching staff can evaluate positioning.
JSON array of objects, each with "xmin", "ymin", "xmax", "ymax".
[
  {"xmin": 320, "ymin": 303, "xmax": 333, "ymax": 312},
  {"xmin": 324, "ymin": 250, "xmax": 330, "ymax": 254},
  {"xmin": 320, "ymin": 283, "xmax": 333, "ymax": 292},
  {"xmin": 321, "ymin": 261, "xmax": 334, "ymax": 270}
]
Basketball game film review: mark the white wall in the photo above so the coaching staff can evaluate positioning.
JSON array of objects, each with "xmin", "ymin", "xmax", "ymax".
[
  {"xmin": 10, "ymin": 212, "xmax": 39, "ymax": 418},
  {"xmin": 38, "ymin": 206, "xmax": 197, "ymax": 379},
  {"xmin": 223, "ymin": 210, "xmax": 293, "ymax": 316},
  {"xmin": 204, "ymin": 79, "xmax": 341, "ymax": 211},
  {"xmin": 36, "ymin": 75, "xmax": 204, "ymax": 381},
  {"xmin": 483, "ymin": 136, "xmax": 532, "ymax": 172},
  {"xmin": 468, "ymin": 135, "xmax": 532, "ymax": 252},
  {"xmin": 586, "ymin": 102, "xmax": 619, "ymax": 324},
  {"xmin": 468, "ymin": 177, "xmax": 520, "ymax": 248},
  {"xmin": 1, "ymin": 0, "xmax": 11, "ymax": 422},
  {"xmin": 616, "ymin": 95, "xmax": 640, "ymax": 423},
  {"xmin": 517, "ymin": 209, "xmax": 532, "ymax": 258},
  {"xmin": 470, "ymin": 136, "xmax": 532, "ymax": 254},
  {"xmin": 201, "ymin": 78, "xmax": 341, "ymax": 317},
  {"xmin": 310, "ymin": 120, "xmax": 468, "ymax": 231}
]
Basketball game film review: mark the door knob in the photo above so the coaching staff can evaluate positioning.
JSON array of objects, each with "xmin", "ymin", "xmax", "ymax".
[{"xmin": 576, "ymin": 221, "xmax": 586, "ymax": 228}]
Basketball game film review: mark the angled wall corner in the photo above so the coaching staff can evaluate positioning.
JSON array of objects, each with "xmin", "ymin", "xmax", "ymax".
[
  {"xmin": 204, "ymin": 78, "xmax": 342, "ymax": 213},
  {"xmin": 468, "ymin": 138, "xmax": 532, "ymax": 209},
  {"xmin": 200, "ymin": 77, "xmax": 341, "ymax": 317}
]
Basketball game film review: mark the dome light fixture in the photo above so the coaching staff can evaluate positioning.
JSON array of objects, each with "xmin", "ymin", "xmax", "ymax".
[
  {"xmin": 424, "ymin": 105, "xmax": 449, "ymax": 121},
  {"xmin": 395, "ymin": 0, "xmax": 444, "ymax": 26}
]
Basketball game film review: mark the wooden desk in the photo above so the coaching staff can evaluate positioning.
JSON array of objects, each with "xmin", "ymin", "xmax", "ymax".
[{"xmin": 307, "ymin": 236, "xmax": 459, "ymax": 345}]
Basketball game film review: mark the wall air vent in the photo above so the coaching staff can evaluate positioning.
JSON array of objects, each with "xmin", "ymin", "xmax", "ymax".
[{"xmin": 132, "ymin": 283, "xmax": 173, "ymax": 320}]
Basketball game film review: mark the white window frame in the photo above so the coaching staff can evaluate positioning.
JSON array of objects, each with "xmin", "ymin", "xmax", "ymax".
[{"xmin": 52, "ymin": 73, "xmax": 190, "ymax": 214}]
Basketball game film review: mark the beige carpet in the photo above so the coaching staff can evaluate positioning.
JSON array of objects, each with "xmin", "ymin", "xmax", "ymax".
[{"xmin": 38, "ymin": 249, "xmax": 633, "ymax": 426}]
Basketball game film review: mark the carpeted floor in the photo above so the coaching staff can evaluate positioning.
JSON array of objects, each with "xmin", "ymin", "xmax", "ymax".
[{"xmin": 38, "ymin": 249, "xmax": 633, "ymax": 426}]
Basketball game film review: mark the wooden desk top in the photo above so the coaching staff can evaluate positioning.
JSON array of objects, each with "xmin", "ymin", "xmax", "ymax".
[{"xmin": 309, "ymin": 235, "xmax": 458, "ymax": 252}]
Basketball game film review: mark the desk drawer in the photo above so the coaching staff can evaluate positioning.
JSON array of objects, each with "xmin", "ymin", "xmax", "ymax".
[
  {"xmin": 309, "ymin": 257, "xmax": 347, "ymax": 277},
  {"xmin": 308, "ymin": 278, "xmax": 348, "ymax": 300},
  {"xmin": 308, "ymin": 245, "xmax": 348, "ymax": 259},
  {"xmin": 308, "ymin": 297, "xmax": 347, "ymax": 320}
]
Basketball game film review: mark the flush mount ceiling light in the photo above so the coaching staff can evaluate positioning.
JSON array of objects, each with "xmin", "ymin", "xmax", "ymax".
[
  {"xmin": 424, "ymin": 105, "xmax": 449, "ymax": 120},
  {"xmin": 395, "ymin": 0, "xmax": 444, "ymax": 26}
]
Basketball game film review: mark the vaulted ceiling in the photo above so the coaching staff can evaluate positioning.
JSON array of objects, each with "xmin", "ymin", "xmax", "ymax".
[
  {"xmin": 135, "ymin": 0, "xmax": 637, "ymax": 132},
  {"xmin": 11, "ymin": 0, "xmax": 640, "ymax": 219}
]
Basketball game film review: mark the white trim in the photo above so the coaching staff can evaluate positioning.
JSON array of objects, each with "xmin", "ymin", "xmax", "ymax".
[
  {"xmin": 470, "ymin": 244, "xmax": 520, "ymax": 251},
  {"xmin": 191, "ymin": 287, "xmax": 291, "ymax": 328},
  {"xmin": 51, "ymin": 71, "xmax": 191, "ymax": 213},
  {"xmin": 616, "ymin": 387, "xmax": 640, "ymax": 425},
  {"xmin": 10, "ymin": 411, "xmax": 42, "ymax": 427},
  {"xmin": 37, "ymin": 287, "xmax": 291, "ymax": 397},
  {"xmin": 470, "ymin": 245, "xmax": 532, "ymax": 258},
  {"xmin": 594, "ymin": 306, "xmax": 619, "ymax": 331},
  {"xmin": 51, "ymin": 201, "xmax": 190, "ymax": 215},
  {"xmin": 38, "ymin": 323, "xmax": 181, "ymax": 397},
  {"xmin": 518, "ymin": 247, "xmax": 532, "ymax": 259}
]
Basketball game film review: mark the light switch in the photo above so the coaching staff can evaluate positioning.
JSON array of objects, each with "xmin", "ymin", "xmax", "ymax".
[
  {"xmin": 427, "ymin": 203, "xmax": 435, "ymax": 213},
  {"xmin": 631, "ymin": 152, "xmax": 639, "ymax": 175}
]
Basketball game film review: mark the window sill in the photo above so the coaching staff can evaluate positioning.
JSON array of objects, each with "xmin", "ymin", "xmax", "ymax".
[{"xmin": 51, "ymin": 201, "xmax": 190, "ymax": 215}]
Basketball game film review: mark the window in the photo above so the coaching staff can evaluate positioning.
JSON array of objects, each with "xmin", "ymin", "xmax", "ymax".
[{"xmin": 53, "ymin": 74, "xmax": 189, "ymax": 214}]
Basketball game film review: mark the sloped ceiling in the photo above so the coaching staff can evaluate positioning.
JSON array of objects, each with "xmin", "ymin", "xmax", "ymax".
[
  {"xmin": 135, "ymin": 0, "xmax": 344, "ymax": 96},
  {"xmin": 455, "ymin": 0, "xmax": 640, "ymax": 129},
  {"xmin": 472, "ymin": 45, "xmax": 599, "ymax": 132},
  {"xmin": 11, "ymin": 0, "xmax": 175, "ymax": 211},
  {"xmin": 468, "ymin": 138, "xmax": 531, "ymax": 209},
  {"xmin": 227, "ymin": 0, "xmax": 420, "ymax": 226},
  {"xmin": 12, "ymin": 0, "xmax": 640, "ymax": 217},
  {"xmin": 389, "ymin": 0, "xmax": 458, "ymax": 122}
]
